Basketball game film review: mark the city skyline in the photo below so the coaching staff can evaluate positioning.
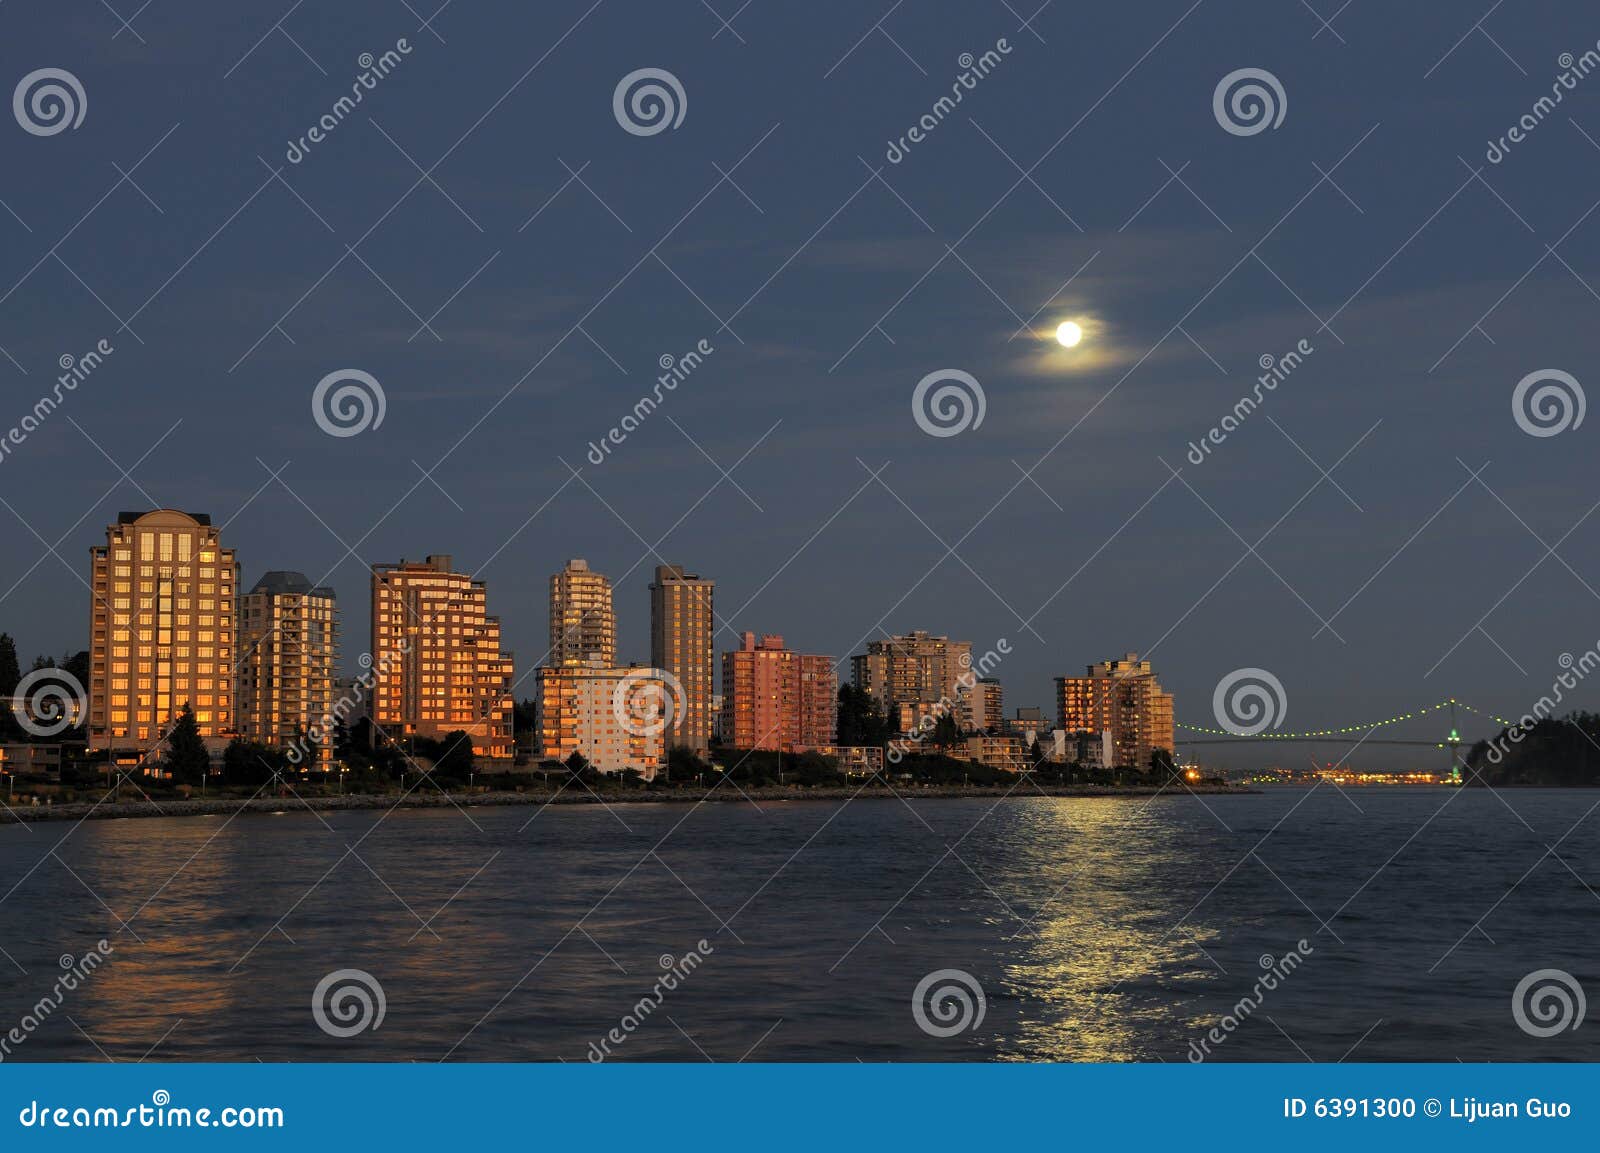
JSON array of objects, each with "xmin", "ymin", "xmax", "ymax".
[
  {"xmin": 0, "ymin": 500, "xmax": 1547, "ymax": 767},
  {"xmin": 2, "ymin": 2, "xmax": 1596, "ymax": 773}
]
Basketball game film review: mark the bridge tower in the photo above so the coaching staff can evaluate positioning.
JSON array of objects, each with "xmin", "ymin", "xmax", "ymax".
[{"xmin": 1446, "ymin": 698, "xmax": 1462, "ymax": 783}]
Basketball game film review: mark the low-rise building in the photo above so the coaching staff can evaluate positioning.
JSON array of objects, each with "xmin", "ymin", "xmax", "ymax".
[
  {"xmin": 963, "ymin": 734, "xmax": 1029, "ymax": 773},
  {"xmin": 0, "ymin": 744, "xmax": 62, "ymax": 776}
]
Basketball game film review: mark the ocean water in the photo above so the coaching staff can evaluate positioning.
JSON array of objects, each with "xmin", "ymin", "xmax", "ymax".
[{"xmin": 0, "ymin": 787, "xmax": 1595, "ymax": 1062}]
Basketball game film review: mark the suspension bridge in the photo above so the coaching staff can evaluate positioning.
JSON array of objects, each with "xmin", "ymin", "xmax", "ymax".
[{"xmin": 1175, "ymin": 698, "xmax": 1515, "ymax": 779}]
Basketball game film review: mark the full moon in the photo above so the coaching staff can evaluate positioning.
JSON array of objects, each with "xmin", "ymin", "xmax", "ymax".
[{"xmin": 1055, "ymin": 321, "xmax": 1084, "ymax": 348}]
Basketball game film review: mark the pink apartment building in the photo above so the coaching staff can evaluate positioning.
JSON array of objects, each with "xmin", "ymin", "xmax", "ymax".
[{"xmin": 719, "ymin": 632, "xmax": 836, "ymax": 752}]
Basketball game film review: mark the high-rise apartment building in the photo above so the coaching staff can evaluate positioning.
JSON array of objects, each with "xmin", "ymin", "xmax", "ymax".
[
  {"xmin": 1055, "ymin": 652, "xmax": 1175, "ymax": 770},
  {"xmin": 966, "ymin": 677, "xmax": 1004, "ymax": 732},
  {"xmin": 237, "ymin": 572, "xmax": 338, "ymax": 768},
  {"xmin": 852, "ymin": 631, "xmax": 973, "ymax": 730},
  {"xmin": 649, "ymin": 564, "xmax": 714, "ymax": 752},
  {"xmin": 548, "ymin": 559, "xmax": 614, "ymax": 667},
  {"xmin": 720, "ymin": 632, "xmax": 836, "ymax": 752},
  {"xmin": 370, "ymin": 555, "xmax": 513, "ymax": 759},
  {"xmin": 88, "ymin": 510, "xmax": 237, "ymax": 755},
  {"xmin": 535, "ymin": 660, "xmax": 667, "ymax": 778}
]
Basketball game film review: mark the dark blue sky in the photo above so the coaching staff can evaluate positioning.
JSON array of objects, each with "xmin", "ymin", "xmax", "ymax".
[{"xmin": 3, "ymin": 1, "xmax": 1599, "ymax": 767}]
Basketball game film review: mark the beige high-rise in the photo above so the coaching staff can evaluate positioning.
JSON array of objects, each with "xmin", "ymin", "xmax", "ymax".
[
  {"xmin": 1055, "ymin": 652, "xmax": 1175, "ymax": 770},
  {"xmin": 852, "ymin": 631, "xmax": 973, "ymax": 729},
  {"xmin": 649, "ymin": 563, "xmax": 714, "ymax": 752},
  {"xmin": 88, "ymin": 509, "xmax": 237, "ymax": 754},
  {"xmin": 370, "ymin": 555, "xmax": 513, "ymax": 759},
  {"xmin": 237, "ymin": 572, "xmax": 338, "ymax": 768},
  {"xmin": 548, "ymin": 559, "xmax": 614, "ymax": 667}
]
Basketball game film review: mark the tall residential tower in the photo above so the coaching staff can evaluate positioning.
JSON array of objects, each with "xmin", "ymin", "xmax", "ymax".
[
  {"xmin": 370, "ymin": 555, "xmax": 514, "ymax": 759},
  {"xmin": 88, "ymin": 510, "xmax": 237, "ymax": 755},
  {"xmin": 1055, "ymin": 652, "xmax": 1174, "ymax": 770},
  {"xmin": 648, "ymin": 563, "xmax": 714, "ymax": 752},
  {"xmin": 237, "ymin": 571, "xmax": 339, "ymax": 768},
  {"xmin": 548, "ymin": 559, "xmax": 614, "ymax": 667}
]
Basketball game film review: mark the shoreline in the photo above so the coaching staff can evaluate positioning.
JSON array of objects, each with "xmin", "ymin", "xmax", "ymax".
[{"xmin": 0, "ymin": 783, "xmax": 1254, "ymax": 825}]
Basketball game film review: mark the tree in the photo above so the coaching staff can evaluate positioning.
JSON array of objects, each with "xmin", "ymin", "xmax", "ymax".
[
  {"xmin": 164, "ymin": 703, "xmax": 210, "ymax": 786},
  {"xmin": 931, "ymin": 711, "xmax": 962, "ymax": 753},
  {"xmin": 1150, "ymin": 748, "xmax": 1178, "ymax": 781},
  {"xmin": 333, "ymin": 717, "xmax": 355, "ymax": 764},
  {"xmin": 564, "ymin": 750, "xmax": 591, "ymax": 776},
  {"xmin": 223, "ymin": 738, "xmax": 283, "ymax": 787},
  {"xmin": 667, "ymin": 745, "xmax": 711, "ymax": 783},
  {"xmin": 0, "ymin": 633, "xmax": 20, "ymax": 741},
  {"xmin": 61, "ymin": 650, "xmax": 90, "ymax": 694},
  {"xmin": 433, "ymin": 730, "xmax": 476, "ymax": 780},
  {"xmin": 836, "ymin": 684, "xmax": 893, "ymax": 748}
]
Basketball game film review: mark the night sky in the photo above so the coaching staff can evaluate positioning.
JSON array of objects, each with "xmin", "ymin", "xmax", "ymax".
[{"xmin": 3, "ymin": 1, "xmax": 1599, "ymax": 767}]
